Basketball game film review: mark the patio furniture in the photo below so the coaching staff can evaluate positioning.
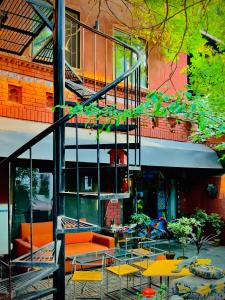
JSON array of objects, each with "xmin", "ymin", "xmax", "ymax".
[
  {"xmin": 142, "ymin": 258, "xmax": 212, "ymax": 288},
  {"xmin": 124, "ymin": 236, "xmax": 152, "ymax": 254},
  {"xmin": 15, "ymin": 221, "xmax": 115, "ymax": 272},
  {"xmin": 71, "ymin": 254, "xmax": 105, "ymax": 299},
  {"xmin": 132, "ymin": 244, "xmax": 167, "ymax": 271},
  {"xmin": 105, "ymin": 248, "xmax": 142, "ymax": 299}
]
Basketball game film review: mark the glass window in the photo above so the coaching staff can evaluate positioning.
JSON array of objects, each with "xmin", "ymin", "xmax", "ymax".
[
  {"xmin": 13, "ymin": 167, "xmax": 53, "ymax": 238},
  {"xmin": 114, "ymin": 29, "xmax": 148, "ymax": 88},
  {"xmin": 32, "ymin": 26, "xmax": 52, "ymax": 56},
  {"xmin": 32, "ymin": 9, "xmax": 80, "ymax": 68},
  {"xmin": 65, "ymin": 10, "xmax": 80, "ymax": 68}
]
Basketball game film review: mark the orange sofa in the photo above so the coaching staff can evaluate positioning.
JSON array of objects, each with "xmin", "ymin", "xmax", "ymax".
[{"xmin": 15, "ymin": 221, "xmax": 115, "ymax": 273}]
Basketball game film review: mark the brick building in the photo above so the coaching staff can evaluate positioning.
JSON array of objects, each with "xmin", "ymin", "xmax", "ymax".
[{"xmin": 0, "ymin": 0, "xmax": 224, "ymax": 243}]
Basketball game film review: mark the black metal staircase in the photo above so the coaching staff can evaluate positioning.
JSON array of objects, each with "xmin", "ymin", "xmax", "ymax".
[{"xmin": 0, "ymin": 0, "xmax": 141, "ymax": 299}]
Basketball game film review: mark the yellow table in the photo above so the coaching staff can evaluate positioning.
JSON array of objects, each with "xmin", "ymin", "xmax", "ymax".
[{"xmin": 142, "ymin": 259, "xmax": 211, "ymax": 287}]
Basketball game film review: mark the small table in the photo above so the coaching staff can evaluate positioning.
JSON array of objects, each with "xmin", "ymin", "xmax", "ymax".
[
  {"xmin": 73, "ymin": 250, "xmax": 106, "ymax": 269},
  {"xmin": 143, "ymin": 258, "xmax": 212, "ymax": 287}
]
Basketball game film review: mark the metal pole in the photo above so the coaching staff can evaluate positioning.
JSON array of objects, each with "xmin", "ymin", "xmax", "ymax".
[
  {"xmin": 29, "ymin": 148, "xmax": 33, "ymax": 263},
  {"xmin": 8, "ymin": 163, "xmax": 12, "ymax": 300},
  {"xmin": 53, "ymin": 0, "xmax": 65, "ymax": 299}
]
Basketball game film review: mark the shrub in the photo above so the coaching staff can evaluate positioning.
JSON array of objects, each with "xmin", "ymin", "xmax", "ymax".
[{"xmin": 192, "ymin": 209, "xmax": 224, "ymax": 236}]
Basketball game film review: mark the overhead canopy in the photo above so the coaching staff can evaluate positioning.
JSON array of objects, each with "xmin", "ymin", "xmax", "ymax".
[{"xmin": 0, "ymin": 117, "xmax": 222, "ymax": 169}]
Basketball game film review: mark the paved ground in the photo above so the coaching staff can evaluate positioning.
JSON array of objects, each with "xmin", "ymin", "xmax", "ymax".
[{"xmin": 30, "ymin": 243, "xmax": 225, "ymax": 299}]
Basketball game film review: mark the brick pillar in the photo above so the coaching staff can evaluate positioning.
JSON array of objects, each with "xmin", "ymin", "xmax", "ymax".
[{"xmin": 104, "ymin": 200, "xmax": 121, "ymax": 226}]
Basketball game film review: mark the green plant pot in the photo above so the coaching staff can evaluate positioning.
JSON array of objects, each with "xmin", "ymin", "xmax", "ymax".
[{"xmin": 166, "ymin": 251, "xmax": 176, "ymax": 259}]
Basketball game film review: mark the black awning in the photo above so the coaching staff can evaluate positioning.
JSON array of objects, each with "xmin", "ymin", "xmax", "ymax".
[{"xmin": 0, "ymin": 117, "xmax": 223, "ymax": 170}]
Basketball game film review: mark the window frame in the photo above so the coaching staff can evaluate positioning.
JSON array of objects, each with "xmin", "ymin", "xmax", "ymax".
[
  {"xmin": 31, "ymin": 8, "xmax": 81, "ymax": 70},
  {"xmin": 65, "ymin": 8, "xmax": 80, "ymax": 69},
  {"xmin": 113, "ymin": 27, "xmax": 148, "ymax": 88}
]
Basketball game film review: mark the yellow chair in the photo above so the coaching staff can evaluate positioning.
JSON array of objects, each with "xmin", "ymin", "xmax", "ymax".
[
  {"xmin": 106, "ymin": 262, "xmax": 140, "ymax": 299},
  {"xmin": 71, "ymin": 255, "xmax": 105, "ymax": 299}
]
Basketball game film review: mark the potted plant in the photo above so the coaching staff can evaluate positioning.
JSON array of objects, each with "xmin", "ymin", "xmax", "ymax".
[
  {"xmin": 209, "ymin": 213, "xmax": 224, "ymax": 235},
  {"xmin": 188, "ymin": 227, "xmax": 216, "ymax": 255},
  {"xmin": 192, "ymin": 209, "xmax": 224, "ymax": 246},
  {"xmin": 208, "ymin": 213, "xmax": 224, "ymax": 245},
  {"xmin": 130, "ymin": 213, "xmax": 150, "ymax": 237},
  {"xmin": 130, "ymin": 213, "xmax": 150, "ymax": 225},
  {"xmin": 168, "ymin": 217, "xmax": 200, "ymax": 259},
  {"xmin": 192, "ymin": 209, "xmax": 209, "ymax": 228}
]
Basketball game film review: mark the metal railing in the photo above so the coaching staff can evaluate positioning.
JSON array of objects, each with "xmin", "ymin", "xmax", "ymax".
[{"xmin": 0, "ymin": 12, "xmax": 142, "ymax": 299}]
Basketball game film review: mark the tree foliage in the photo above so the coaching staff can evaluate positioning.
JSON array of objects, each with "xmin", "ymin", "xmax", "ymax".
[{"xmin": 60, "ymin": 1, "xmax": 225, "ymax": 152}]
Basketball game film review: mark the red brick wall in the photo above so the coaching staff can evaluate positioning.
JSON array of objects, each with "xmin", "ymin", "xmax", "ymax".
[
  {"xmin": 104, "ymin": 200, "xmax": 121, "ymax": 226},
  {"xmin": 0, "ymin": 53, "xmax": 191, "ymax": 142},
  {"xmin": 0, "ymin": 55, "xmax": 77, "ymax": 123},
  {"xmin": 180, "ymin": 174, "xmax": 225, "ymax": 243}
]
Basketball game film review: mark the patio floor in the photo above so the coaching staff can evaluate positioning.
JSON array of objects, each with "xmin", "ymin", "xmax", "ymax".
[{"xmin": 23, "ymin": 243, "xmax": 225, "ymax": 299}]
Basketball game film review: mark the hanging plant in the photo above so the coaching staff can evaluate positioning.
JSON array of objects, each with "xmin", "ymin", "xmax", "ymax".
[{"xmin": 206, "ymin": 184, "xmax": 218, "ymax": 198}]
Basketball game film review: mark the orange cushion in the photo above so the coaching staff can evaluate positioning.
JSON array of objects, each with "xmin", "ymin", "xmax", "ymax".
[
  {"xmin": 65, "ymin": 232, "xmax": 93, "ymax": 245},
  {"xmin": 65, "ymin": 242, "xmax": 108, "ymax": 257},
  {"xmin": 20, "ymin": 222, "xmax": 53, "ymax": 240},
  {"xmin": 25, "ymin": 234, "xmax": 52, "ymax": 248}
]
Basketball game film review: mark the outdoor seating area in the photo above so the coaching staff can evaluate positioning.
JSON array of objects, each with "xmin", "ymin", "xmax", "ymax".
[
  {"xmin": 3, "ymin": 243, "xmax": 223, "ymax": 300},
  {"xmin": 0, "ymin": 0, "xmax": 225, "ymax": 299},
  {"xmin": 15, "ymin": 221, "xmax": 115, "ymax": 273}
]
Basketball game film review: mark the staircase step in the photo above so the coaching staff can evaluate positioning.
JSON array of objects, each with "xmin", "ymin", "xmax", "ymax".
[
  {"xmin": 0, "ymin": 267, "xmax": 58, "ymax": 298},
  {"xmin": 17, "ymin": 287, "xmax": 57, "ymax": 300},
  {"xmin": 65, "ymin": 79, "xmax": 98, "ymax": 100},
  {"xmin": 32, "ymin": 37, "xmax": 53, "ymax": 64},
  {"xmin": 66, "ymin": 123, "xmax": 137, "ymax": 132},
  {"xmin": 32, "ymin": 38, "xmax": 82, "ymax": 83},
  {"xmin": 11, "ymin": 242, "xmax": 59, "ymax": 268},
  {"xmin": 65, "ymin": 62, "xmax": 82, "ymax": 84},
  {"xmin": 62, "ymin": 165, "xmax": 141, "ymax": 171},
  {"xmin": 58, "ymin": 216, "xmax": 100, "ymax": 233},
  {"xmin": 64, "ymin": 142, "xmax": 140, "ymax": 150},
  {"xmin": 26, "ymin": 0, "xmax": 53, "ymax": 31},
  {"xmin": 59, "ymin": 191, "xmax": 130, "ymax": 200}
]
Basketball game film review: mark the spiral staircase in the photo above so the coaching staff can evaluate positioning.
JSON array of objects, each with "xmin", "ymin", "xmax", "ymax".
[{"xmin": 0, "ymin": 0, "xmax": 141, "ymax": 299}]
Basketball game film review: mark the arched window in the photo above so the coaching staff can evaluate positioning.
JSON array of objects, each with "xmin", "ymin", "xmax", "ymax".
[{"xmin": 8, "ymin": 85, "xmax": 22, "ymax": 103}]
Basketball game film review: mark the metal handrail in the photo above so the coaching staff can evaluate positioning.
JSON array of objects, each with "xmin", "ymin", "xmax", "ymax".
[{"xmin": 0, "ymin": 15, "xmax": 141, "ymax": 168}]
